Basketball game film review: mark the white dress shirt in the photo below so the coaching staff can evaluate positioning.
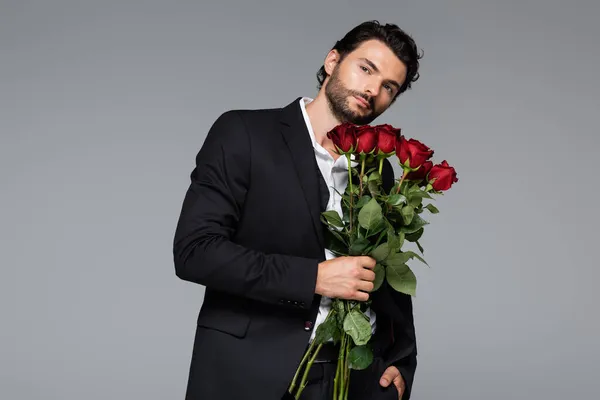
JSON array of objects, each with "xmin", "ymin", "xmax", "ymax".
[{"xmin": 299, "ymin": 97, "xmax": 377, "ymax": 343}]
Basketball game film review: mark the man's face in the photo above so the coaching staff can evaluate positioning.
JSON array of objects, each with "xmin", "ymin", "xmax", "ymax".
[{"xmin": 324, "ymin": 39, "xmax": 407, "ymax": 125}]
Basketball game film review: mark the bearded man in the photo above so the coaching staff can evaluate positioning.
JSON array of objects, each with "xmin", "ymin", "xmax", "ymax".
[{"xmin": 173, "ymin": 20, "xmax": 423, "ymax": 400}]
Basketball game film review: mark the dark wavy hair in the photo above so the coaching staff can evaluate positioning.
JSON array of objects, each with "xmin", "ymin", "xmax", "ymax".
[{"xmin": 316, "ymin": 20, "xmax": 423, "ymax": 98}]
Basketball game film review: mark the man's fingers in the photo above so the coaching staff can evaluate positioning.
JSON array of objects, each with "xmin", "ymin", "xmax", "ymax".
[
  {"xmin": 353, "ymin": 291, "xmax": 369, "ymax": 302},
  {"xmin": 359, "ymin": 268, "xmax": 376, "ymax": 282},
  {"xmin": 359, "ymin": 256, "xmax": 376, "ymax": 269},
  {"xmin": 380, "ymin": 366, "xmax": 405, "ymax": 399},
  {"xmin": 393, "ymin": 374, "xmax": 404, "ymax": 396},
  {"xmin": 356, "ymin": 279, "xmax": 374, "ymax": 293},
  {"xmin": 379, "ymin": 366, "xmax": 400, "ymax": 387}
]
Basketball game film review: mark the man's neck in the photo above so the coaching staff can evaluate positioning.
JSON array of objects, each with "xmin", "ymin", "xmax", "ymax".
[{"xmin": 305, "ymin": 93, "xmax": 342, "ymax": 159}]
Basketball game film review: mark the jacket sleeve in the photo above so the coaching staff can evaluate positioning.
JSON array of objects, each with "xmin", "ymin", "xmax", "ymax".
[{"xmin": 172, "ymin": 110, "xmax": 319, "ymax": 310}]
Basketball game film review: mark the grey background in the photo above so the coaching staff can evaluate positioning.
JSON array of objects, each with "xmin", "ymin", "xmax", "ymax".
[{"xmin": 2, "ymin": 0, "xmax": 598, "ymax": 399}]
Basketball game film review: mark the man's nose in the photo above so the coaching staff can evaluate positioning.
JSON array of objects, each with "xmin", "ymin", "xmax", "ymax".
[{"xmin": 364, "ymin": 81, "xmax": 380, "ymax": 98}]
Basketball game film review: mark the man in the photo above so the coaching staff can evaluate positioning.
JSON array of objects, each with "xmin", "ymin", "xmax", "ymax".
[{"xmin": 173, "ymin": 20, "xmax": 422, "ymax": 400}]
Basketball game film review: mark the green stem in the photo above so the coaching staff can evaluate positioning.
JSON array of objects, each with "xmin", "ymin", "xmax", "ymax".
[
  {"xmin": 344, "ymin": 371, "xmax": 350, "ymax": 400},
  {"xmin": 344, "ymin": 335, "xmax": 352, "ymax": 399},
  {"xmin": 387, "ymin": 168, "xmax": 409, "ymax": 214},
  {"xmin": 288, "ymin": 338, "xmax": 317, "ymax": 394},
  {"xmin": 346, "ymin": 154, "xmax": 354, "ymax": 232},
  {"xmin": 347, "ymin": 154, "xmax": 353, "ymax": 197},
  {"xmin": 335, "ymin": 333, "xmax": 347, "ymax": 400},
  {"xmin": 359, "ymin": 155, "xmax": 366, "ymax": 197},
  {"xmin": 295, "ymin": 342, "xmax": 323, "ymax": 399},
  {"xmin": 291, "ymin": 308, "xmax": 338, "ymax": 398},
  {"xmin": 378, "ymin": 157, "xmax": 383, "ymax": 176},
  {"xmin": 396, "ymin": 169, "xmax": 408, "ymax": 194}
]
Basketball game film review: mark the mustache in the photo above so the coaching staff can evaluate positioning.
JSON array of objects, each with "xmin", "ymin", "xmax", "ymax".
[{"xmin": 351, "ymin": 92, "xmax": 373, "ymax": 108}]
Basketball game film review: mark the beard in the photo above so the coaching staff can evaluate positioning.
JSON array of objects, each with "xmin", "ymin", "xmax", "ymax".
[{"xmin": 324, "ymin": 67, "xmax": 381, "ymax": 125}]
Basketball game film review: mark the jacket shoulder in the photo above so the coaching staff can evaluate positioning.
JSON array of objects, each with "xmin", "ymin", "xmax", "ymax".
[
  {"xmin": 211, "ymin": 105, "xmax": 285, "ymax": 141},
  {"xmin": 218, "ymin": 104, "xmax": 283, "ymax": 122}
]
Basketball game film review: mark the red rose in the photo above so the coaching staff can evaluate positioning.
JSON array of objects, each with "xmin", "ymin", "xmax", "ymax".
[
  {"xmin": 327, "ymin": 122, "xmax": 357, "ymax": 154},
  {"xmin": 405, "ymin": 160, "xmax": 433, "ymax": 182},
  {"xmin": 428, "ymin": 160, "xmax": 458, "ymax": 191},
  {"xmin": 375, "ymin": 124, "xmax": 400, "ymax": 155},
  {"xmin": 355, "ymin": 125, "xmax": 378, "ymax": 154},
  {"xmin": 396, "ymin": 136, "xmax": 434, "ymax": 169}
]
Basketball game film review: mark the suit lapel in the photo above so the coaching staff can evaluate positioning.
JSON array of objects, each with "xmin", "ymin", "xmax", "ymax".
[{"xmin": 278, "ymin": 97, "xmax": 325, "ymax": 249}]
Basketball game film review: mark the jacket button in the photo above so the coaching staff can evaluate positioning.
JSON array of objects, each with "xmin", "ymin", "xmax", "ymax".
[{"xmin": 304, "ymin": 321, "xmax": 313, "ymax": 331}]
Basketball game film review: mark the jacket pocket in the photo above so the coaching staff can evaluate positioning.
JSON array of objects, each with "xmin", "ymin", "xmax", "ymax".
[{"xmin": 196, "ymin": 291, "xmax": 252, "ymax": 338}]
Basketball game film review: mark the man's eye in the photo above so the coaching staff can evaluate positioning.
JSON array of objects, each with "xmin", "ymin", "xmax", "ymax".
[{"xmin": 360, "ymin": 65, "xmax": 370, "ymax": 73}]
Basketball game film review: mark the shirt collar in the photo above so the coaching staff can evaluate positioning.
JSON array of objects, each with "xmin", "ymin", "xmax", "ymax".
[
  {"xmin": 299, "ymin": 97, "xmax": 318, "ymax": 150},
  {"xmin": 298, "ymin": 97, "xmax": 358, "ymax": 166}
]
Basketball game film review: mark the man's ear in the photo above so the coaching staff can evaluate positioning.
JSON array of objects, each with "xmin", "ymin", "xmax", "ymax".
[{"xmin": 323, "ymin": 49, "xmax": 341, "ymax": 76}]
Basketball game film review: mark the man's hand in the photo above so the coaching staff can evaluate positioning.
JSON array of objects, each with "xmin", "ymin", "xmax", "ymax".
[
  {"xmin": 315, "ymin": 256, "xmax": 376, "ymax": 301},
  {"xmin": 380, "ymin": 366, "xmax": 405, "ymax": 399}
]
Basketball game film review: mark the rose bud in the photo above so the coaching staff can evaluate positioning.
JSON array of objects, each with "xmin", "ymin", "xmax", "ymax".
[
  {"xmin": 396, "ymin": 136, "xmax": 434, "ymax": 169},
  {"xmin": 375, "ymin": 124, "xmax": 400, "ymax": 155},
  {"xmin": 354, "ymin": 125, "xmax": 378, "ymax": 154},
  {"xmin": 428, "ymin": 160, "xmax": 458, "ymax": 191},
  {"xmin": 327, "ymin": 122, "xmax": 357, "ymax": 154},
  {"xmin": 405, "ymin": 160, "xmax": 433, "ymax": 182}
]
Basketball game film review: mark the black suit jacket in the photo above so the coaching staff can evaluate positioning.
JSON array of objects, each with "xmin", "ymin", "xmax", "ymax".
[{"xmin": 173, "ymin": 97, "xmax": 417, "ymax": 400}]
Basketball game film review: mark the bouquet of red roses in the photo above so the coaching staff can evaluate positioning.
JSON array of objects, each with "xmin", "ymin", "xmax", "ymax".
[{"xmin": 287, "ymin": 122, "xmax": 458, "ymax": 400}]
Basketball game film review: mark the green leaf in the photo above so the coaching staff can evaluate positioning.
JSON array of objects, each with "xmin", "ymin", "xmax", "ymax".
[
  {"xmin": 349, "ymin": 238, "xmax": 370, "ymax": 256},
  {"xmin": 416, "ymin": 240, "xmax": 424, "ymax": 254},
  {"xmin": 399, "ymin": 213, "xmax": 429, "ymax": 234},
  {"xmin": 385, "ymin": 225, "xmax": 404, "ymax": 253},
  {"xmin": 400, "ymin": 205, "xmax": 414, "ymax": 225},
  {"xmin": 416, "ymin": 203, "xmax": 423, "ymax": 213},
  {"xmin": 408, "ymin": 185, "xmax": 433, "ymax": 199},
  {"xmin": 386, "ymin": 194, "xmax": 406, "ymax": 206},
  {"xmin": 314, "ymin": 314, "xmax": 341, "ymax": 344},
  {"xmin": 343, "ymin": 308, "xmax": 372, "ymax": 346},
  {"xmin": 333, "ymin": 300, "xmax": 346, "ymax": 327},
  {"xmin": 405, "ymin": 250, "xmax": 428, "ymax": 266},
  {"xmin": 375, "ymin": 225, "xmax": 388, "ymax": 246},
  {"xmin": 321, "ymin": 210, "xmax": 344, "ymax": 228},
  {"xmin": 404, "ymin": 250, "xmax": 429, "ymax": 266},
  {"xmin": 368, "ymin": 171, "xmax": 381, "ymax": 182},
  {"xmin": 408, "ymin": 195, "xmax": 423, "ymax": 208},
  {"xmin": 348, "ymin": 345, "xmax": 374, "ymax": 370},
  {"xmin": 342, "ymin": 208, "xmax": 350, "ymax": 224},
  {"xmin": 400, "ymin": 181, "xmax": 410, "ymax": 196},
  {"xmin": 329, "ymin": 229, "xmax": 349, "ymax": 246},
  {"xmin": 323, "ymin": 229, "xmax": 349, "ymax": 256},
  {"xmin": 385, "ymin": 263, "xmax": 417, "ymax": 296},
  {"xmin": 405, "ymin": 227, "xmax": 423, "ymax": 242},
  {"xmin": 370, "ymin": 243, "xmax": 391, "ymax": 262},
  {"xmin": 367, "ymin": 180, "xmax": 381, "ymax": 197},
  {"xmin": 386, "ymin": 250, "xmax": 428, "ymax": 267},
  {"xmin": 425, "ymin": 203, "xmax": 439, "ymax": 214},
  {"xmin": 356, "ymin": 195, "xmax": 372, "ymax": 209},
  {"xmin": 373, "ymin": 263, "xmax": 385, "ymax": 291},
  {"xmin": 358, "ymin": 198, "xmax": 383, "ymax": 231},
  {"xmin": 365, "ymin": 217, "xmax": 386, "ymax": 238}
]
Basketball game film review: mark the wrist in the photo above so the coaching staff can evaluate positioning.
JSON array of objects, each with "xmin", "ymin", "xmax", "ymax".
[{"xmin": 315, "ymin": 261, "xmax": 325, "ymax": 295}]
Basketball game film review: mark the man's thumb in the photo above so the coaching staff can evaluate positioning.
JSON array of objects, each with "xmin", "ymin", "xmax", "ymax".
[{"xmin": 380, "ymin": 367, "xmax": 398, "ymax": 387}]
